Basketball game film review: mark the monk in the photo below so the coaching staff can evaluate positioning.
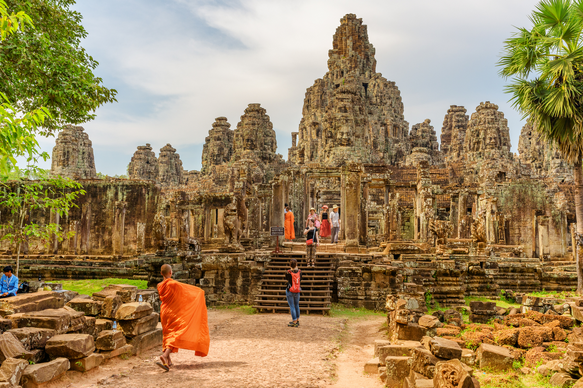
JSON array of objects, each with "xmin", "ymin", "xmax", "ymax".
[
  {"xmin": 284, "ymin": 205, "xmax": 295, "ymax": 241},
  {"xmin": 157, "ymin": 264, "xmax": 210, "ymax": 371}
]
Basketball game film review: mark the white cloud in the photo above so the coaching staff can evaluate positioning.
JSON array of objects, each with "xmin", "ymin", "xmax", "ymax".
[{"xmin": 44, "ymin": 0, "xmax": 543, "ymax": 174}]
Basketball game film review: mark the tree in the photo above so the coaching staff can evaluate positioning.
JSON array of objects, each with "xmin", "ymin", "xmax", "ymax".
[
  {"xmin": 499, "ymin": 0, "xmax": 583, "ymax": 292},
  {"xmin": 0, "ymin": 0, "xmax": 117, "ymax": 133},
  {"xmin": 0, "ymin": 173, "xmax": 85, "ymax": 276}
]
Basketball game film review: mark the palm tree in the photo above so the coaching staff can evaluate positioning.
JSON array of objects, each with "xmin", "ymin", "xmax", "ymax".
[{"xmin": 499, "ymin": 0, "xmax": 583, "ymax": 292}]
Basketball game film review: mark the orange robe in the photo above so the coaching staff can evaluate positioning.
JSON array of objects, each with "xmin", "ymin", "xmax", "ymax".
[
  {"xmin": 158, "ymin": 278, "xmax": 210, "ymax": 356},
  {"xmin": 285, "ymin": 211, "xmax": 295, "ymax": 240}
]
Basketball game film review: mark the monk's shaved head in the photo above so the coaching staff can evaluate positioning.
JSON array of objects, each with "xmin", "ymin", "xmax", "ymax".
[{"xmin": 161, "ymin": 264, "xmax": 172, "ymax": 277}]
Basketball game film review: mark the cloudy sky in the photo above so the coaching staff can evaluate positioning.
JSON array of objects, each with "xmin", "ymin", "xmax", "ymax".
[{"xmin": 38, "ymin": 0, "xmax": 541, "ymax": 175}]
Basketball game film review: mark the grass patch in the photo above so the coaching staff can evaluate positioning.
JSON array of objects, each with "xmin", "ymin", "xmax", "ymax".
[
  {"xmin": 528, "ymin": 290, "xmax": 575, "ymax": 299},
  {"xmin": 465, "ymin": 296, "xmax": 520, "ymax": 310},
  {"xmin": 49, "ymin": 278, "xmax": 148, "ymax": 296},
  {"xmin": 211, "ymin": 304, "xmax": 257, "ymax": 315},
  {"xmin": 329, "ymin": 303, "xmax": 385, "ymax": 319}
]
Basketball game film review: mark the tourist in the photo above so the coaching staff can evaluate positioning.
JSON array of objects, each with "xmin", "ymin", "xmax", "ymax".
[
  {"xmin": 0, "ymin": 266, "xmax": 17, "ymax": 298},
  {"xmin": 319, "ymin": 205, "xmax": 331, "ymax": 239},
  {"xmin": 306, "ymin": 207, "xmax": 317, "ymax": 227},
  {"xmin": 157, "ymin": 264, "xmax": 210, "ymax": 371},
  {"xmin": 285, "ymin": 258, "xmax": 302, "ymax": 327},
  {"xmin": 330, "ymin": 205, "xmax": 341, "ymax": 244},
  {"xmin": 303, "ymin": 218, "xmax": 319, "ymax": 267},
  {"xmin": 284, "ymin": 205, "xmax": 295, "ymax": 241}
]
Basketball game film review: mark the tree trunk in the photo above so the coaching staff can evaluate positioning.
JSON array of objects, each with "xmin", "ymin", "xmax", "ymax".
[{"xmin": 574, "ymin": 161, "xmax": 583, "ymax": 294}]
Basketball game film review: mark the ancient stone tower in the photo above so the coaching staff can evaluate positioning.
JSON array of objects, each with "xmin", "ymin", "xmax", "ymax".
[
  {"xmin": 406, "ymin": 119, "xmax": 443, "ymax": 166},
  {"xmin": 201, "ymin": 117, "xmax": 233, "ymax": 175},
  {"xmin": 157, "ymin": 144, "xmax": 183, "ymax": 186},
  {"xmin": 290, "ymin": 13, "xmax": 410, "ymax": 167},
  {"xmin": 440, "ymin": 105, "xmax": 469, "ymax": 163},
  {"xmin": 50, "ymin": 125, "xmax": 97, "ymax": 179},
  {"xmin": 128, "ymin": 144, "xmax": 159, "ymax": 181},
  {"xmin": 232, "ymin": 103, "xmax": 278, "ymax": 166},
  {"xmin": 463, "ymin": 101, "xmax": 512, "ymax": 162}
]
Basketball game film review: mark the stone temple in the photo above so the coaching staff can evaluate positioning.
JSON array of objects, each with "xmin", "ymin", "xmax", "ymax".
[{"xmin": 2, "ymin": 14, "xmax": 580, "ymax": 312}]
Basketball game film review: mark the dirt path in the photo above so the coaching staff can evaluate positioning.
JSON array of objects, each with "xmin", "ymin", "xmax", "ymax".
[{"xmin": 49, "ymin": 309, "xmax": 386, "ymax": 388}]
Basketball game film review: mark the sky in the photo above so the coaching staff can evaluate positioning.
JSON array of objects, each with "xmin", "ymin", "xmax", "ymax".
[{"xmin": 35, "ymin": 0, "xmax": 542, "ymax": 175}]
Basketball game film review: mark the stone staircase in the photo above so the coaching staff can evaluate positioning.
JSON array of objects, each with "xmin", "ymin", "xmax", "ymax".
[{"xmin": 253, "ymin": 253, "xmax": 334, "ymax": 315}]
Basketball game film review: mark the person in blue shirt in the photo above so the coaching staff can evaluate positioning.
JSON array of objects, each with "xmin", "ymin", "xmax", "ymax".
[{"xmin": 0, "ymin": 266, "xmax": 18, "ymax": 298}]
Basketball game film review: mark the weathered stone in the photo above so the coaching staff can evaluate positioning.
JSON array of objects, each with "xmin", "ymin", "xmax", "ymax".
[
  {"xmin": 411, "ymin": 347, "xmax": 442, "ymax": 379},
  {"xmin": 0, "ymin": 292, "xmax": 65, "ymax": 317},
  {"xmin": 8, "ymin": 328, "xmax": 56, "ymax": 350},
  {"xmin": 0, "ymin": 332, "xmax": 32, "ymax": 362},
  {"xmin": 127, "ymin": 328, "xmax": 162, "ymax": 356},
  {"xmin": 461, "ymin": 349, "xmax": 475, "ymax": 367},
  {"xmin": 433, "ymin": 359, "xmax": 474, "ymax": 388},
  {"xmin": 373, "ymin": 339, "xmax": 391, "ymax": 357},
  {"xmin": 95, "ymin": 319, "xmax": 113, "ymax": 333},
  {"xmin": 118, "ymin": 312, "xmax": 158, "ymax": 337},
  {"xmin": 128, "ymin": 144, "xmax": 159, "ymax": 181},
  {"xmin": 45, "ymin": 334, "xmax": 95, "ymax": 359},
  {"xmin": 419, "ymin": 315, "xmax": 442, "ymax": 329},
  {"xmin": 99, "ymin": 296, "xmax": 122, "ymax": 319},
  {"xmin": 517, "ymin": 326, "xmax": 552, "ymax": 348},
  {"xmin": 495, "ymin": 329, "xmax": 519, "ymax": 347},
  {"xmin": 0, "ymin": 357, "xmax": 27, "ymax": 386},
  {"xmin": 69, "ymin": 352, "xmax": 104, "ymax": 372},
  {"xmin": 101, "ymin": 285, "xmax": 138, "ymax": 304},
  {"xmin": 476, "ymin": 343, "xmax": 513, "ymax": 371},
  {"xmin": 21, "ymin": 357, "xmax": 69, "ymax": 388},
  {"xmin": 549, "ymin": 372, "xmax": 577, "ymax": 388},
  {"xmin": 66, "ymin": 298, "xmax": 102, "ymax": 316},
  {"xmin": 95, "ymin": 330, "xmax": 126, "ymax": 351},
  {"xmin": 50, "ymin": 125, "xmax": 96, "ymax": 179},
  {"xmin": 364, "ymin": 357, "xmax": 379, "ymax": 374},
  {"xmin": 378, "ymin": 342, "xmax": 423, "ymax": 365},
  {"xmin": 385, "ymin": 356, "xmax": 411, "ymax": 388},
  {"xmin": 115, "ymin": 302, "xmax": 153, "ymax": 321},
  {"xmin": 17, "ymin": 308, "xmax": 84, "ymax": 334},
  {"xmin": 98, "ymin": 344, "xmax": 133, "ymax": 360},
  {"xmin": 430, "ymin": 337, "xmax": 462, "ymax": 360},
  {"xmin": 136, "ymin": 290, "xmax": 160, "ymax": 314}
]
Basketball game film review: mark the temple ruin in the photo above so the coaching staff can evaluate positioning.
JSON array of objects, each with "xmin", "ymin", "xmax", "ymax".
[{"xmin": 0, "ymin": 14, "xmax": 579, "ymax": 313}]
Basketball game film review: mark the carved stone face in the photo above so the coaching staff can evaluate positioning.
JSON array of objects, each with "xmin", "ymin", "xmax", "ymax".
[
  {"xmin": 244, "ymin": 136, "xmax": 256, "ymax": 151},
  {"xmin": 486, "ymin": 132, "xmax": 498, "ymax": 149},
  {"xmin": 337, "ymin": 117, "xmax": 354, "ymax": 146}
]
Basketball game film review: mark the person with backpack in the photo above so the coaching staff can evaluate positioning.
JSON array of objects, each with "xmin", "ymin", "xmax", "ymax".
[
  {"xmin": 303, "ymin": 218, "xmax": 319, "ymax": 267},
  {"xmin": 285, "ymin": 259, "xmax": 302, "ymax": 327}
]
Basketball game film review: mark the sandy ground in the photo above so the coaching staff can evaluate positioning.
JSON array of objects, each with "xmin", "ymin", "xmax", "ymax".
[{"xmin": 47, "ymin": 309, "xmax": 386, "ymax": 388}]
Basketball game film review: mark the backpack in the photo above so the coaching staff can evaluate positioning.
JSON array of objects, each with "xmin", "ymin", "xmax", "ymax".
[{"xmin": 288, "ymin": 269, "xmax": 301, "ymax": 293}]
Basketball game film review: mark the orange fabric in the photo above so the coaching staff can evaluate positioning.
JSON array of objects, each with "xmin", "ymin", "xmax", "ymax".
[
  {"xmin": 285, "ymin": 211, "xmax": 295, "ymax": 240},
  {"xmin": 158, "ymin": 278, "xmax": 210, "ymax": 356}
]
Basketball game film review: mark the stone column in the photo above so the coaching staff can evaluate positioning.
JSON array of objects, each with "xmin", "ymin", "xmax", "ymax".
[
  {"xmin": 359, "ymin": 177, "xmax": 370, "ymax": 246},
  {"xmin": 271, "ymin": 177, "xmax": 284, "ymax": 228},
  {"xmin": 81, "ymin": 201, "xmax": 92, "ymax": 254},
  {"xmin": 342, "ymin": 164, "xmax": 361, "ymax": 247}
]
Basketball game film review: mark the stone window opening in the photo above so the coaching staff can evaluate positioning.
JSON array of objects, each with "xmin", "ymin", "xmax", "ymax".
[{"xmin": 362, "ymin": 83, "xmax": 368, "ymax": 96}]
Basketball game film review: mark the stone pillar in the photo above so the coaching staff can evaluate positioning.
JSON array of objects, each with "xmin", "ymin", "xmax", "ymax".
[
  {"xmin": 450, "ymin": 194, "xmax": 459, "ymax": 238},
  {"xmin": 81, "ymin": 202, "xmax": 91, "ymax": 254},
  {"xmin": 359, "ymin": 177, "xmax": 369, "ymax": 246},
  {"xmin": 538, "ymin": 216, "xmax": 550, "ymax": 259},
  {"xmin": 271, "ymin": 178, "xmax": 284, "ymax": 228},
  {"xmin": 342, "ymin": 165, "xmax": 361, "ymax": 247},
  {"xmin": 113, "ymin": 201, "xmax": 127, "ymax": 256}
]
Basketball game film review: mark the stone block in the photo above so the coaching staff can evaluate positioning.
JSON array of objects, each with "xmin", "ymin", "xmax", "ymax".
[
  {"xmin": 0, "ymin": 319, "xmax": 12, "ymax": 333},
  {"xmin": 469, "ymin": 314, "xmax": 494, "ymax": 324},
  {"xmin": 127, "ymin": 328, "xmax": 162, "ymax": 356},
  {"xmin": 45, "ymin": 334, "xmax": 95, "ymax": 360},
  {"xmin": 434, "ymin": 359, "xmax": 474, "ymax": 388},
  {"xmin": 385, "ymin": 356, "xmax": 411, "ymax": 388},
  {"xmin": 136, "ymin": 290, "xmax": 160, "ymax": 313},
  {"xmin": 469, "ymin": 301, "xmax": 496, "ymax": 313},
  {"xmin": 495, "ymin": 329, "xmax": 518, "ymax": 347},
  {"xmin": 378, "ymin": 342, "xmax": 422, "ymax": 364},
  {"xmin": 81, "ymin": 316, "xmax": 96, "ymax": 336},
  {"xmin": 119, "ymin": 313, "xmax": 159, "ymax": 337},
  {"xmin": 517, "ymin": 326, "xmax": 552, "ymax": 348},
  {"xmin": 363, "ymin": 357, "xmax": 379, "ymax": 374},
  {"xmin": 397, "ymin": 323, "xmax": 427, "ymax": 342},
  {"xmin": 17, "ymin": 308, "xmax": 84, "ymax": 334},
  {"xmin": 115, "ymin": 302, "xmax": 153, "ymax": 321},
  {"xmin": 95, "ymin": 330, "xmax": 126, "ymax": 351},
  {"xmin": 98, "ymin": 344, "xmax": 133, "ymax": 360},
  {"xmin": 101, "ymin": 285, "xmax": 138, "ymax": 303},
  {"xmin": 0, "ymin": 357, "xmax": 27, "ymax": 386},
  {"xmin": 7, "ymin": 328, "xmax": 56, "ymax": 350},
  {"xmin": 476, "ymin": 343, "xmax": 513, "ymax": 371},
  {"xmin": 0, "ymin": 332, "xmax": 33, "ymax": 362},
  {"xmin": 54, "ymin": 290, "xmax": 78, "ymax": 303},
  {"xmin": 0, "ymin": 292, "xmax": 65, "ymax": 317},
  {"xmin": 430, "ymin": 337, "xmax": 462, "ymax": 360},
  {"xmin": 419, "ymin": 315, "xmax": 442, "ymax": 329},
  {"xmin": 411, "ymin": 347, "xmax": 441, "ymax": 379},
  {"xmin": 69, "ymin": 353, "xmax": 104, "ymax": 372},
  {"xmin": 549, "ymin": 372, "xmax": 576, "ymax": 388},
  {"xmin": 373, "ymin": 339, "xmax": 391, "ymax": 357},
  {"xmin": 66, "ymin": 298, "xmax": 102, "ymax": 316},
  {"xmin": 99, "ymin": 296, "xmax": 122, "ymax": 319},
  {"xmin": 21, "ymin": 357, "xmax": 69, "ymax": 388},
  {"xmin": 461, "ymin": 349, "xmax": 475, "ymax": 367},
  {"xmin": 95, "ymin": 319, "xmax": 113, "ymax": 333}
]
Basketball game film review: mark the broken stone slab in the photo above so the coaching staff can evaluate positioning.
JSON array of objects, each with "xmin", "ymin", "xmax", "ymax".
[
  {"xmin": 99, "ymin": 295, "xmax": 122, "ymax": 319},
  {"xmin": 119, "ymin": 313, "xmax": 158, "ymax": 337},
  {"xmin": 0, "ymin": 332, "xmax": 33, "ymax": 362},
  {"xmin": 0, "ymin": 357, "xmax": 28, "ymax": 386},
  {"xmin": 98, "ymin": 344, "xmax": 133, "ymax": 360},
  {"xmin": 115, "ymin": 303, "xmax": 154, "ymax": 321},
  {"xmin": 461, "ymin": 348, "xmax": 475, "ymax": 367},
  {"xmin": 476, "ymin": 343, "xmax": 513, "ymax": 371},
  {"xmin": 385, "ymin": 356, "xmax": 411, "ymax": 388},
  {"xmin": 66, "ymin": 298, "xmax": 103, "ymax": 316},
  {"xmin": 21, "ymin": 357, "xmax": 69, "ymax": 388},
  {"xmin": 419, "ymin": 315, "xmax": 442, "ymax": 329},
  {"xmin": 95, "ymin": 330, "xmax": 126, "ymax": 351},
  {"xmin": 95, "ymin": 319, "xmax": 113, "ymax": 333},
  {"xmin": 136, "ymin": 290, "xmax": 160, "ymax": 313},
  {"xmin": 69, "ymin": 353, "xmax": 104, "ymax": 372},
  {"xmin": 469, "ymin": 301, "xmax": 496, "ymax": 313},
  {"xmin": 364, "ymin": 357, "xmax": 380, "ymax": 374},
  {"xmin": 433, "ymin": 358, "xmax": 474, "ymax": 388},
  {"xmin": 395, "ymin": 323, "xmax": 427, "ymax": 342},
  {"xmin": 8, "ymin": 328, "xmax": 56, "ymax": 350},
  {"xmin": 517, "ymin": 326, "xmax": 552, "ymax": 348},
  {"xmin": 430, "ymin": 337, "xmax": 462, "ymax": 360},
  {"xmin": 54, "ymin": 290, "xmax": 78, "ymax": 303},
  {"xmin": 411, "ymin": 347, "xmax": 443, "ymax": 379},
  {"xmin": 0, "ymin": 292, "xmax": 65, "ymax": 317},
  {"xmin": 80, "ymin": 316, "xmax": 96, "ymax": 336},
  {"xmin": 45, "ymin": 334, "xmax": 95, "ymax": 359},
  {"xmin": 378, "ymin": 342, "xmax": 422, "ymax": 365},
  {"xmin": 17, "ymin": 308, "xmax": 84, "ymax": 334},
  {"xmin": 101, "ymin": 285, "xmax": 138, "ymax": 303},
  {"xmin": 549, "ymin": 372, "xmax": 577, "ymax": 388},
  {"xmin": 127, "ymin": 328, "xmax": 162, "ymax": 356},
  {"xmin": 0, "ymin": 319, "xmax": 12, "ymax": 333}
]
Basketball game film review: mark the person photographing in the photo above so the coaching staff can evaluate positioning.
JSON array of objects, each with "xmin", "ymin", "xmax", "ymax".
[{"xmin": 285, "ymin": 259, "xmax": 301, "ymax": 327}]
